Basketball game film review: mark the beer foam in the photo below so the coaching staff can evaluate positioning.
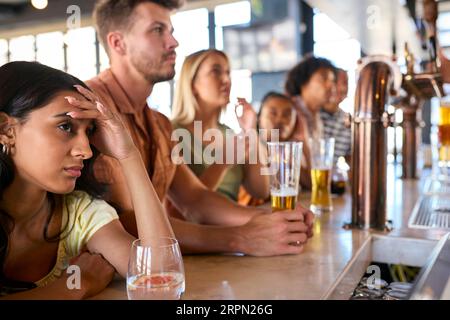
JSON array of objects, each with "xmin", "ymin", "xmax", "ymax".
[
  {"xmin": 311, "ymin": 166, "xmax": 331, "ymax": 171},
  {"xmin": 271, "ymin": 187, "xmax": 298, "ymax": 197}
]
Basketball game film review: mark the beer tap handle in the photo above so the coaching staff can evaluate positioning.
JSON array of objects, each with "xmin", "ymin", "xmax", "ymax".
[
  {"xmin": 429, "ymin": 35, "xmax": 441, "ymax": 69},
  {"xmin": 404, "ymin": 43, "xmax": 415, "ymax": 75},
  {"xmin": 423, "ymin": 0, "xmax": 438, "ymax": 37},
  {"xmin": 422, "ymin": 0, "xmax": 440, "ymax": 71},
  {"xmin": 382, "ymin": 111, "xmax": 395, "ymax": 128}
]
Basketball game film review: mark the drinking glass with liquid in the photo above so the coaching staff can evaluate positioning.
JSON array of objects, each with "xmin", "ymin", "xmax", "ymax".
[
  {"xmin": 127, "ymin": 237, "xmax": 185, "ymax": 300},
  {"xmin": 309, "ymin": 138, "xmax": 335, "ymax": 214},
  {"xmin": 331, "ymin": 156, "xmax": 350, "ymax": 195},
  {"xmin": 267, "ymin": 142, "xmax": 303, "ymax": 211},
  {"xmin": 438, "ymin": 97, "xmax": 450, "ymax": 167}
]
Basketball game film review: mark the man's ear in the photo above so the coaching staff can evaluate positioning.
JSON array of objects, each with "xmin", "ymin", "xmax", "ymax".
[
  {"xmin": 0, "ymin": 112, "xmax": 17, "ymax": 144},
  {"xmin": 107, "ymin": 31, "xmax": 127, "ymax": 56}
]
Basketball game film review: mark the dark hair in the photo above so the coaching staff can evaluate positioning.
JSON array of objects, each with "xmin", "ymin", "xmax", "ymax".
[
  {"xmin": 284, "ymin": 55, "xmax": 336, "ymax": 97},
  {"xmin": 0, "ymin": 61, "xmax": 105, "ymax": 289},
  {"xmin": 257, "ymin": 91, "xmax": 292, "ymax": 120},
  {"xmin": 335, "ymin": 67, "xmax": 348, "ymax": 81},
  {"xmin": 336, "ymin": 67, "xmax": 347, "ymax": 75},
  {"xmin": 94, "ymin": 0, "xmax": 184, "ymax": 54}
]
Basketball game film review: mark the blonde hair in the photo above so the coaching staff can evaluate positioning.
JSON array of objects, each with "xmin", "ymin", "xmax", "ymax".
[{"xmin": 171, "ymin": 49, "xmax": 229, "ymax": 126}]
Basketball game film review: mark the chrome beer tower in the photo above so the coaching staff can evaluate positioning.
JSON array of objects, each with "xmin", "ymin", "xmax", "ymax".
[
  {"xmin": 349, "ymin": 0, "xmax": 444, "ymax": 230},
  {"xmin": 349, "ymin": 56, "xmax": 400, "ymax": 230}
]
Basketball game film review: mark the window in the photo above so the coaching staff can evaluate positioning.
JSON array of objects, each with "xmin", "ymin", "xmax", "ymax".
[
  {"xmin": 9, "ymin": 35, "xmax": 35, "ymax": 62},
  {"xmin": 215, "ymin": 1, "xmax": 251, "ymax": 50},
  {"xmin": 36, "ymin": 32, "xmax": 64, "ymax": 70},
  {"xmin": 99, "ymin": 43, "xmax": 110, "ymax": 72},
  {"xmin": 437, "ymin": 12, "xmax": 450, "ymax": 31},
  {"xmin": 313, "ymin": 11, "xmax": 361, "ymax": 114},
  {"xmin": 149, "ymin": 8, "xmax": 210, "ymax": 117},
  {"xmin": 148, "ymin": 82, "xmax": 172, "ymax": 118},
  {"xmin": 437, "ymin": 11, "xmax": 450, "ymax": 48},
  {"xmin": 215, "ymin": 1, "xmax": 252, "ymax": 130},
  {"xmin": 172, "ymin": 8, "xmax": 209, "ymax": 76},
  {"xmin": 220, "ymin": 69, "xmax": 253, "ymax": 132},
  {"xmin": 65, "ymin": 27, "xmax": 97, "ymax": 81},
  {"xmin": 0, "ymin": 39, "xmax": 8, "ymax": 66},
  {"xmin": 314, "ymin": 12, "xmax": 408, "ymax": 162},
  {"xmin": 440, "ymin": 31, "xmax": 450, "ymax": 48},
  {"xmin": 1, "ymin": 1, "xmax": 255, "ymax": 130},
  {"xmin": 223, "ymin": 18, "xmax": 297, "ymax": 73}
]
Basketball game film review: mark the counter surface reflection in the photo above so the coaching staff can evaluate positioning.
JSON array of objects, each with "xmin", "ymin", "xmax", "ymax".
[{"xmin": 93, "ymin": 166, "xmax": 435, "ymax": 300}]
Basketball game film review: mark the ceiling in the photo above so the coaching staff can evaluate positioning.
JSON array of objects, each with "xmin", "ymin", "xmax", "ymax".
[
  {"xmin": 0, "ymin": 0, "xmax": 27, "ymax": 3},
  {"xmin": 306, "ymin": 0, "xmax": 450, "ymax": 59},
  {"xmin": 0, "ymin": 0, "xmax": 223, "ymax": 5},
  {"xmin": 1, "ymin": 0, "xmax": 449, "ymax": 57}
]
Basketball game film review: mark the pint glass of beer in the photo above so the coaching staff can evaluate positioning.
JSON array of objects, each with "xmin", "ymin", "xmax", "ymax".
[
  {"xmin": 309, "ymin": 138, "xmax": 335, "ymax": 213},
  {"xmin": 438, "ymin": 98, "xmax": 450, "ymax": 166},
  {"xmin": 267, "ymin": 142, "xmax": 303, "ymax": 212}
]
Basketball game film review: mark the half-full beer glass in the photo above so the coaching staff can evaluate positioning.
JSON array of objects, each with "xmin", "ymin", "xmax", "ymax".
[
  {"xmin": 309, "ymin": 138, "xmax": 335, "ymax": 214},
  {"xmin": 438, "ymin": 97, "xmax": 450, "ymax": 168},
  {"xmin": 267, "ymin": 142, "xmax": 303, "ymax": 211}
]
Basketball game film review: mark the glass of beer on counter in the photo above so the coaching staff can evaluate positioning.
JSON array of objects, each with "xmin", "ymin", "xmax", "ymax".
[
  {"xmin": 438, "ymin": 97, "xmax": 450, "ymax": 168},
  {"xmin": 309, "ymin": 137, "xmax": 335, "ymax": 214},
  {"xmin": 267, "ymin": 142, "xmax": 303, "ymax": 211}
]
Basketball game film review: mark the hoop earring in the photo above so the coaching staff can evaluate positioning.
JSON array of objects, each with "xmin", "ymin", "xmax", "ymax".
[{"xmin": 2, "ymin": 144, "xmax": 9, "ymax": 156}]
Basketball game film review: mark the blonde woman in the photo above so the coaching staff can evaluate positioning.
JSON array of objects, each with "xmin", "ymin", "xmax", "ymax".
[{"xmin": 171, "ymin": 49, "xmax": 269, "ymax": 202}]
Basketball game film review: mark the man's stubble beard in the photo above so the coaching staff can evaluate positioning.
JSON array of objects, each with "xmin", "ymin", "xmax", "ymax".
[
  {"xmin": 131, "ymin": 53, "xmax": 176, "ymax": 85},
  {"xmin": 145, "ymin": 68, "xmax": 175, "ymax": 84}
]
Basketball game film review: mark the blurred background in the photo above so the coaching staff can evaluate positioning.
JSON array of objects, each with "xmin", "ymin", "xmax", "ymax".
[{"xmin": 0, "ymin": 0, "xmax": 449, "ymax": 161}]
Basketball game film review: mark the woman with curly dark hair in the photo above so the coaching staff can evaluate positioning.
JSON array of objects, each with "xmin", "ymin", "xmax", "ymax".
[{"xmin": 285, "ymin": 55, "xmax": 336, "ymax": 189}]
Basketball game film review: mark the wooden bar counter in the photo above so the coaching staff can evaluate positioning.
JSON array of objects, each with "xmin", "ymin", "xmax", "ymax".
[{"xmin": 93, "ymin": 166, "xmax": 438, "ymax": 300}]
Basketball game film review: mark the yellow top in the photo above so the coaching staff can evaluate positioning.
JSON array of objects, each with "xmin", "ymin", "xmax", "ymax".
[{"xmin": 34, "ymin": 191, "xmax": 119, "ymax": 287}]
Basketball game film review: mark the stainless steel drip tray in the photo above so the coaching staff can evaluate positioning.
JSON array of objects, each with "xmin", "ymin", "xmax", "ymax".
[
  {"xmin": 410, "ymin": 233, "xmax": 450, "ymax": 300},
  {"xmin": 423, "ymin": 177, "xmax": 450, "ymax": 195},
  {"xmin": 322, "ymin": 235, "xmax": 437, "ymax": 300},
  {"xmin": 409, "ymin": 195, "xmax": 450, "ymax": 230}
]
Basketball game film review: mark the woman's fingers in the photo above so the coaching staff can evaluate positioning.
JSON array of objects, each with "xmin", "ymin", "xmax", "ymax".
[
  {"xmin": 95, "ymin": 101, "xmax": 115, "ymax": 121},
  {"xmin": 235, "ymin": 103, "xmax": 243, "ymax": 118},
  {"xmin": 65, "ymin": 95, "xmax": 115, "ymax": 120},
  {"xmin": 237, "ymin": 97, "xmax": 247, "ymax": 104},
  {"xmin": 67, "ymin": 109, "xmax": 101, "ymax": 120},
  {"xmin": 74, "ymin": 84, "xmax": 99, "ymax": 103},
  {"xmin": 65, "ymin": 96, "xmax": 95, "ymax": 111},
  {"xmin": 65, "ymin": 97, "xmax": 111, "ymax": 119}
]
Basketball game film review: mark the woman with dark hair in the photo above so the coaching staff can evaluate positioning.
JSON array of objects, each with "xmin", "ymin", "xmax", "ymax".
[
  {"xmin": 256, "ymin": 91, "xmax": 298, "ymax": 142},
  {"xmin": 237, "ymin": 91, "xmax": 298, "ymax": 206},
  {"xmin": 0, "ymin": 61, "xmax": 174, "ymax": 299}
]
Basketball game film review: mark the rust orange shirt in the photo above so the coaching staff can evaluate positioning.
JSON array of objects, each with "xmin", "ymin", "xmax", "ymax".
[{"xmin": 86, "ymin": 69, "xmax": 177, "ymax": 233}]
